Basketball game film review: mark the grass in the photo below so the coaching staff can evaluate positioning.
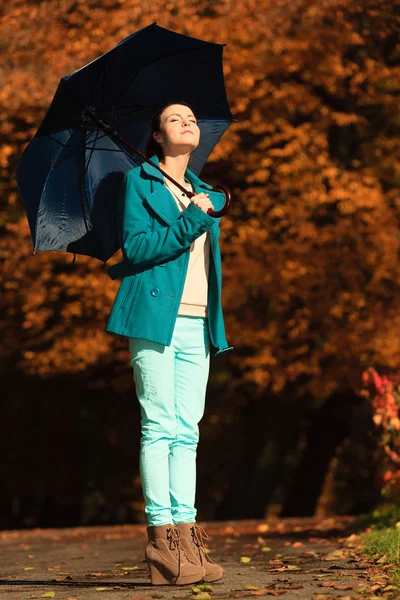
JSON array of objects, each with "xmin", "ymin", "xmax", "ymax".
[{"xmin": 351, "ymin": 504, "xmax": 400, "ymax": 583}]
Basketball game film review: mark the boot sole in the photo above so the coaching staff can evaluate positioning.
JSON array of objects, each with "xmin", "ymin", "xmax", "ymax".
[
  {"xmin": 203, "ymin": 572, "xmax": 223, "ymax": 582},
  {"xmin": 147, "ymin": 559, "xmax": 205, "ymax": 585}
]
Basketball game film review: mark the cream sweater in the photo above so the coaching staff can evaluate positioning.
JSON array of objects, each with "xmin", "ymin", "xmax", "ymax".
[{"xmin": 164, "ymin": 179, "xmax": 210, "ymax": 317}]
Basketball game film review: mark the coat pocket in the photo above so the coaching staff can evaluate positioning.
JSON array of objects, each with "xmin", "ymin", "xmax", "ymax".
[{"xmin": 120, "ymin": 275, "xmax": 140, "ymax": 310}]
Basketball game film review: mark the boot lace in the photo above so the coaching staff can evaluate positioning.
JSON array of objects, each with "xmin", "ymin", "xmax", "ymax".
[
  {"xmin": 192, "ymin": 524, "xmax": 217, "ymax": 564},
  {"xmin": 167, "ymin": 525, "xmax": 183, "ymax": 551},
  {"xmin": 166, "ymin": 525, "xmax": 189, "ymax": 579}
]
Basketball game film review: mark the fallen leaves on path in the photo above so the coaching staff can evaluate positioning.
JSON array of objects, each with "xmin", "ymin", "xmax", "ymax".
[{"xmin": 319, "ymin": 581, "xmax": 354, "ymax": 590}]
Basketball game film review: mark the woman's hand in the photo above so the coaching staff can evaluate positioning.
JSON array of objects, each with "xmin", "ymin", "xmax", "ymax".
[{"xmin": 190, "ymin": 192, "xmax": 214, "ymax": 214}]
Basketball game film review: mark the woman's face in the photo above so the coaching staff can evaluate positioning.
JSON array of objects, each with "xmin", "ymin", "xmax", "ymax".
[{"xmin": 154, "ymin": 104, "xmax": 200, "ymax": 156}]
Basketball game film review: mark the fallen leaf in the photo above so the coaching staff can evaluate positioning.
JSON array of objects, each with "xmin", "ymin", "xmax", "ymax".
[
  {"xmin": 243, "ymin": 586, "xmax": 259, "ymax": 590},
  {"xmin": 369, "ymin": 575, "xmax": 389, "ymax": 582},
  {"xmin": 377, "ymin": 554, "xmax": 388, "ymax": 563},
  {"xmin": 257, "ymin": 536, "xmax": 266, "ymax": 545},
  {"xmin": 277, "ymin": 584, "xmax": 303, "ymax": 590},
  {"xmin": 196, "ymin": 584, "xmax": 214, "ymax": 592},
  {"xmin": 320, "ymin": 581, "xmax": 354, "ymax": 590},
  {"xmin": 240, "ymin": 556, "xmax": 251, "ymax": 563},
  {"xmin": 383, "ymin": 585, "xmax": 399, "ymax": 591}
]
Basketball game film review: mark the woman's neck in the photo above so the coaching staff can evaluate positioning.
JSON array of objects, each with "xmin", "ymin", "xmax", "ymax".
[{"xmin": 159, "ymin": 153, "xmax": 190, "ymax": 185}]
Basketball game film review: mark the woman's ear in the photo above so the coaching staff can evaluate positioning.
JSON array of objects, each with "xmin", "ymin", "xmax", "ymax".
[{"xmin": 153, "ymin": 131, "xmax": 163, "ymax": 145}]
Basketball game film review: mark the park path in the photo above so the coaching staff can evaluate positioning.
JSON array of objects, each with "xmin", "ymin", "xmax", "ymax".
[{"xmin": 0, "ymin": 517, "xmax": 396, "ymax": 600}]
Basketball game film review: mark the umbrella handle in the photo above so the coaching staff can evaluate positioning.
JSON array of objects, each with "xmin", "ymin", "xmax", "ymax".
[{"xmin": 187, "ymin": 184, "xmax": 232, "ymax": 218}]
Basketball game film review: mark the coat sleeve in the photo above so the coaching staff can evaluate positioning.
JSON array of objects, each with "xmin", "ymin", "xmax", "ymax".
[{"xmin": 116, "ymin": 170, "xmax": 217, "ymax": 270}]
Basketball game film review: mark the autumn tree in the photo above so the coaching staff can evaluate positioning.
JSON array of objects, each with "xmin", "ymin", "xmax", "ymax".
[{"xmin": 1, "ymin": 0, "xmax": 399, "ymax": 526}]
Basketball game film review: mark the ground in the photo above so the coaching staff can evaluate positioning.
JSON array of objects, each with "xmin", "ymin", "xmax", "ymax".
[{"xmin": 0, "ymin": 517, "xmax": 397, "ymax": 600}]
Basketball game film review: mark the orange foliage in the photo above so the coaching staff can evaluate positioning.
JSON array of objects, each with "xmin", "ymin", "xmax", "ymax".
[{"xmin": 1, "ymin": 0, "xmax": 400, "ymax": 402}]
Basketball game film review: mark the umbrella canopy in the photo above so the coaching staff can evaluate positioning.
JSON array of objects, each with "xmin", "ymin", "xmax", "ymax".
[{"xmin": 15, "ymin": 22, "xmax": 234, "ymax": 262}]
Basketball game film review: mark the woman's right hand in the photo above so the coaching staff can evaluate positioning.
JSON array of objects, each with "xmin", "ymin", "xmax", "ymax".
[{"xmin": 190, "ymin": 192, "xmax": 214, "ymax": 214}]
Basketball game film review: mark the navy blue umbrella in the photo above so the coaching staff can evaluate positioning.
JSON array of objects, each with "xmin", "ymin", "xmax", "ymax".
[{"xmin": 15, "ymin": 22, "xmax": 234, "ymax": 263}]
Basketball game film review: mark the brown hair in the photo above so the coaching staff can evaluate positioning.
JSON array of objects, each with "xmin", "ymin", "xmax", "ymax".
[{"xmin": 145, "ymin": 101, "xmax": 196, "ymax": 161}]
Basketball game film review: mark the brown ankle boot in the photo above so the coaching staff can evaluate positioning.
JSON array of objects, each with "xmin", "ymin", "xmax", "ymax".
[
  {"xmin": 177, "ymin": 522, "xmax": 223, "ymax": 582},
  {"xmin": 145, "ymin": 523, "xmax": 206, "ymax": 585}
]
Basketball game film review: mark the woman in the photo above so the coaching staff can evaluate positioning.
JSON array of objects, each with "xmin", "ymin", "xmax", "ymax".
[{"xmin": 105, "ymin": 101, "xmax": 233, "ymax": 585}]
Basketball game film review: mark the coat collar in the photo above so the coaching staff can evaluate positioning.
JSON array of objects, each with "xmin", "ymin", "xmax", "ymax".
[
  {"xmin": 141, "ymin": 155, "xmax": 223, "ymax": 226},
  {"xmin": 141, "ymin": 155, "xmax": 214, "ymax": 191}
]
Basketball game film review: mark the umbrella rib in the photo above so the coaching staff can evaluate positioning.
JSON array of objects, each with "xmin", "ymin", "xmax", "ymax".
[
  {"xmin": 47, "ymin": 134, "xmax": 66, "ymax": 148},
  {"xmin": 85, "ymin": 124, "xmax": 102, "ymax": 173},
  {"xmin": 85, "ymin": 147, "xmax": 127, "ymax": 153},
  {"xmin": 83, "ymin": 58, "xmax": 108, "ymax": 177},
  {"xmin": 77, "ymin": 126, "xmax": 96, "ymax": 243}
]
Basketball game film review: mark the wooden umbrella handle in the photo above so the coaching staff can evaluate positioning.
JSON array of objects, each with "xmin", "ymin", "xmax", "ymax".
[
  {"xmin": 208, "ymin": 184, "xmax": 232, "ymax": 217},
  {"xmin": 186, "ymin": 184, "xmax": 232, "ymax": 218}
]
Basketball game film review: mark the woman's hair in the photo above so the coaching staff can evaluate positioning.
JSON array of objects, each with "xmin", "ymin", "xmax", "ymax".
[{"xmin": 145, "ymin": 100, "xmax": 196, "ymax": 161}]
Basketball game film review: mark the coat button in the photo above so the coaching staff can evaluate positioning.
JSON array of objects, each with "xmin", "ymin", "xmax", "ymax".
[{"xmin": 150, "ymin": 288, "xmax": 159, "ymax": 297}]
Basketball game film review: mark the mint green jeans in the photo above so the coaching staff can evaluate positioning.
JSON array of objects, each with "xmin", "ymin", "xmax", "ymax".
[{"xmin": 129, "ymin": 315, "xmax": 211, "ymax": 527}]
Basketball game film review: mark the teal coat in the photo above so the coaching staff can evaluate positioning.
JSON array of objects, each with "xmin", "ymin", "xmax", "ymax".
[{"xmin": 105, "ymin": 155, "xmax": 233, "ymax": 357}]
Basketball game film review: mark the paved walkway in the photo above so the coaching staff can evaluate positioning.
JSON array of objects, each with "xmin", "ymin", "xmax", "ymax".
[{"xmin": 0, "ymin": 517, "xmax": 395, "ymax": 599}]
